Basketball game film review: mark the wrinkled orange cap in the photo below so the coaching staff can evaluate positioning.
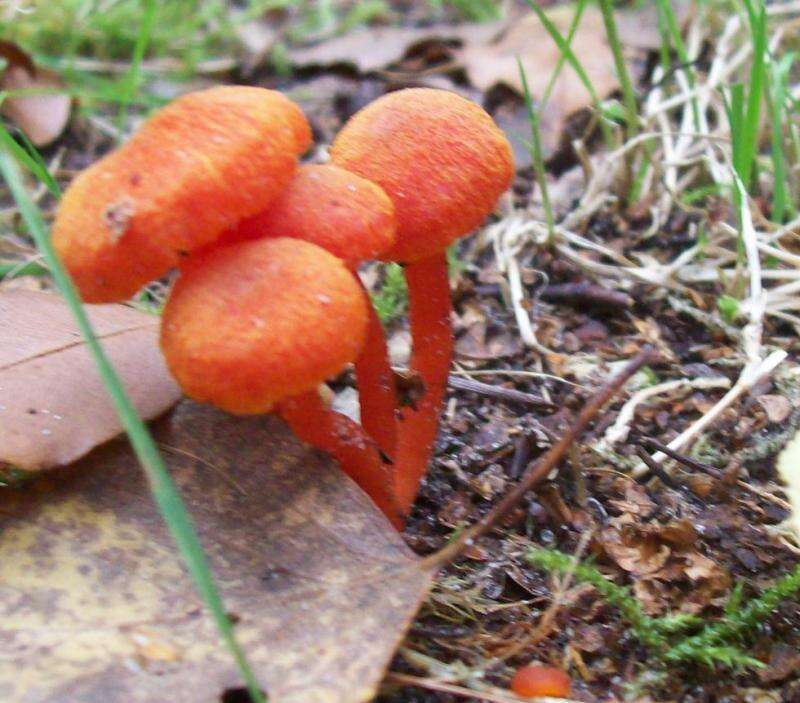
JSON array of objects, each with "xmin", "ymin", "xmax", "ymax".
[
  {"xmin": 161, "ymin": 237, "xmax": 368, "ymax": 415},
  {"xmin": 330, "ymin": 88, "xmax": 514, "ymax": 263},
  {"xmin": 221, "ymin": 163, "xmax": 396, "ymax": 266},
  {"xmin": 53, "ymin": 86, "xmax": 311, "ymax": 303}
]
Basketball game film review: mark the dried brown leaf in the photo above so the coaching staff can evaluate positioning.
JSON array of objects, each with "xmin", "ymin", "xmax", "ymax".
[
  {"xmin": 0, "ymin": 289, "xmax": 181, "ymax": 472},
  {"xmin": 757, "ymin": 394, "xmax": 792, "ymax": 424},
  {"xmin": 0, "ymin": 41, "xmax": 71, "ymax": 146},
  {"xmin": 0, "ymin": 401, "xmax": 432, "ymax": 703},
  {"xmin": 286, "ymin": 22, "xmax": 502, "ymax": 73}
]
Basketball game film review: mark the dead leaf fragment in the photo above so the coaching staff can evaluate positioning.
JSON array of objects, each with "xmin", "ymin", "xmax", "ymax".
[
  {"xmin": 287, "ymin": 22, "xmax": 502, "ymax": 73},
  {"xmin": 757, "ymin": 394, "xmax": 792, "ymax": 424},
  {"xmin": 0, "ymin": 402, "xmax": 433, "ymax": 703},
  {"xmin": 0, "ymin": 41, "xmax": 71, "ymax": 146},
  {"xmin": 0, "ymin": 289, "xmax": 181, "ymax": 472}
]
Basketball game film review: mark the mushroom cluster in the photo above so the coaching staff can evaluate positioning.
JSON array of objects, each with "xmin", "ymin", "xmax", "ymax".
[{"xmin": 53, "ymin": 85, "xmax": 513, "ymax": 529}]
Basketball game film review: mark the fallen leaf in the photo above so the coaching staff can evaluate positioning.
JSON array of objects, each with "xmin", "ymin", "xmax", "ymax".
[
  {"xmin": 455, "ymin": 3, "xmax": 681, "ymax": 155},
  {"xmin": 757, "ymin": 394, "xmax": 792, "ymax": 424},
  {"xmin": 0, "ymin": 40, "xmax": 71, "ymax": 146},
  {"xmin": 599, "ymin": 529, "xmax": 671, "ymax": 576},
  {"xmin": 287, "ymin": 22, "xmax": 502, "ymax": 73},
  {"xmin": 0, "ymin": 289, "xmax": 181, "ymax": 472},
  {"xmin": 0, "ymin": 401, "xmax": 432, "ymax": 703},
  {"xmin": 235, "ymin": 18, "xmax": 278, "ymax": 73}
]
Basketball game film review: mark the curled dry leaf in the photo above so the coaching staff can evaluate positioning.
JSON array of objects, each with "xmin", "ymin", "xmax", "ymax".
[
  {"xmin": 0, "ymin": 289, "xmax": 181, "ymax": 472},
  {"xmin": 0, "ymin": 401, "xmax": 433, "ymax": 703},
  {"xmin": 0, "ymin": 40, "xmax": 71, "ymax": 146}
]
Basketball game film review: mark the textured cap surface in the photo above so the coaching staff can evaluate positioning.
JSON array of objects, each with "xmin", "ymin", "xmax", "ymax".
[
  {"xmin": 53, "ymin": 86, "xmax": 311, "ymax": 302},
  {"xmin": 228, "ymin": 163, "xmax": 396, "ymax": 265},
  {"xmin": 331, "ymin": 88, "xmax": 513, "ymax": 262},
  {"xmin": 161, "ymin": 237, "xmax": 367, "ymax": 414}
]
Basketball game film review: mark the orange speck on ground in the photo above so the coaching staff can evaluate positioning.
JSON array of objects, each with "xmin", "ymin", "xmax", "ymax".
[{"xmin": 511, "ymin": 665, "xmax": 572, "ymax": 699}]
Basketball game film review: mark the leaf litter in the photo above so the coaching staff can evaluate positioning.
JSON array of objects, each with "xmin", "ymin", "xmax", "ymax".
[
  {"xmin": 2, "ymin": 1, "xmax": 800, "ymax": 702},
  {"xmin": 0, "ymin": 401, "xmax": 433, "ymax": 703}
]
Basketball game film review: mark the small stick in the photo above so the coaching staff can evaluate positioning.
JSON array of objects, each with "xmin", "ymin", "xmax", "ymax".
[
  {"xmin": 540, "ymin": 281, "xmax": 634, "ymax": 311},
  {"xmin": 423, "ymin": 347, "xmax": 655, "ymax": 570},
  {"xmin": 641, "ymin": 437, "xmax": 723, "ymax": 478},
  {"xmin": 448, "ymin": 376, "xmax": 555, "ymax": 410},
  {"xmin": 635, "ymin": 445, "xmax": 681, "ymax": 488}
]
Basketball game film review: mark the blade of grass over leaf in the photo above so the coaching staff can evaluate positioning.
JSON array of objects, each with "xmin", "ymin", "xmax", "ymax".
[
  {"xmin": 117, "ymin": 0, "xmax": 158, "ymax": 135},
  {"xmin": 523, "ymin": 0, "xmax": 614, "ymax": 149},
  {"xmin": 518, "ymin": 58, "xmax": 554, "ymax": 244},
  {"xmin": 0, "ymin": 148, "xmax": 266, "ymax": 703},
  {"xmin": 597, "ymin": 0, "xmax": 638, "ymax": 140},
  {"xmin": 540, "ymin": 0, "xmax": 588, "ymax": 108},
  {"xmin": 0, "ymin": 259, "xmax": 48, "ymax": 278},
  {"xmin": 597, "ymin": 0, "xmax": 652, "ymax": 204},
  {"xmin": 0, "ymin": 120, "xmax": 60, "ymax": 196}
]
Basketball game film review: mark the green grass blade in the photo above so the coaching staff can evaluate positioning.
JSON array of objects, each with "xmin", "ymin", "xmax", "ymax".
[
  {"xmin": 0, "ymin": 259, "xmax": 49, "ymax": 278},
  {"xmin": 766, "ymin": 52, "xmax": 795, "ymax": 222},
  {"xmin": 0, "ymin": 149, "xmax": 265, "ymax": 703},
  {"xmin": 540, "ymin": 0, "xmax": 588, "ymax": 108},
  {"xmin": 597, "ymin": 0, "xmax": 638, "ymax": 140},
  {"xmin": 117, "ymin": 0, "xmax": 158, "ymax": 135},
  {"xmin": 518, "ymin": 58, "xmax": 554, "ymax": 244},
  {"xmin": 0, "ymin": 122, "xmax": 60, "ymax": 197},
  {"xmin": 738, "ymin": 0, "xmax": 767, "ymax": 189},
  {"xmin": 655, "ymin": 0, "xmax": 700, "ymax": 131},
  {"xmin": 524, "ymin": 0, "xmax": 614, "ymax": 149}
]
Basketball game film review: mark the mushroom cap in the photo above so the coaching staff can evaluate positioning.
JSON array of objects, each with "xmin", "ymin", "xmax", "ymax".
[
  {"xmin": 330, "ymin": 88, "xmax": 514, "ymax": 262},
  {"xmin": 53, "ymin": 86, "xmax": 311, "ymax": 303},
  {"xmin": 510, "ymin": 665, "xmax": 571, "ymax": 698},
  {"xmin": 161, "ymin": 237, "xmax": 368, "ymax": 415},
  {"xmin": 224, "ymin": 164, "xmax": 397, "ymax": 266}
]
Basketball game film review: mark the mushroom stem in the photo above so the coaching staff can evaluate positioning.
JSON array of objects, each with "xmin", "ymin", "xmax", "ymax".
[
  {"xmin": 354, "ymin": 282, "xmax": 398, "ymax": 460},
  {"xmin": 394, "ymin": 252, "xmax": 453, "ymax": 514},
  {"xmin": 277, "ymin": 389, "xmax": 403, "ymax": 529}
]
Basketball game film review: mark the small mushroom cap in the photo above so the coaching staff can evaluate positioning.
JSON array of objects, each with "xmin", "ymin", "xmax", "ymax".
[
  {"xmin": 53, "ymin": 86, "xmax": 311, "ymax": 303},
  {"xmin": 510, "ymin": 665, "xmax": 571, "ymax": 698},
  {"xmin": 330, "ymin": 88, "xmax": 514, "ymax": 263},
  {"xmin": 224, "ymin": 164, "xmax": 397, "ymax": 266},
  {"xmin": 161, "ymin": 237, "xmax": 367, "ymax": 415}
]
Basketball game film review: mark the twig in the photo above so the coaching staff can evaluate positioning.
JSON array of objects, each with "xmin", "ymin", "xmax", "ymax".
[
  {"xmin": 597, "ymin": 376, "xmax": 732, "ymax": 452},
  {"xmin": 447, "ymin": 376, "xmax": 555, "ymax": 409},
  {"xmin": 539, "ymin": 281, "xmax": 633, "ymax": 311},
  {"xmin": 641, "ymin": 437, "xmax": 723, "ymax": 478},
  {"xmin": 633, "ymin": 349, "xmax": 788, "ymax": 476},
  {"xmin": 635, "ymin": 446, "xmax": 681, "ymax": 489},
  {"xmin": 423, "ymin": 347, "xmax": 656, "ymax": 569}
]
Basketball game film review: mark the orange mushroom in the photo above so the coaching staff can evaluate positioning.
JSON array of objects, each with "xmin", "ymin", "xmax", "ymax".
[
  {"xmin": 223, "ymin": 163, "xmax": 396, "ymax": 265},
  {"xmin": 161, "ymin": 237, "xmax": 399, "ymax": 525},
  {"xmin": 331, "ymin": 88, "xmax": 514, "ymax": 514},
  {"xmin": 510, "ymin": 665, "xmax": 571, "ymax": 699},
  {"xmin": 53, "ymin": 86, "xmax": 310, "ymax": 303},
  {"xmin": 215, "ymin": 162, "xmax": 400, "ymax": 465}
]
